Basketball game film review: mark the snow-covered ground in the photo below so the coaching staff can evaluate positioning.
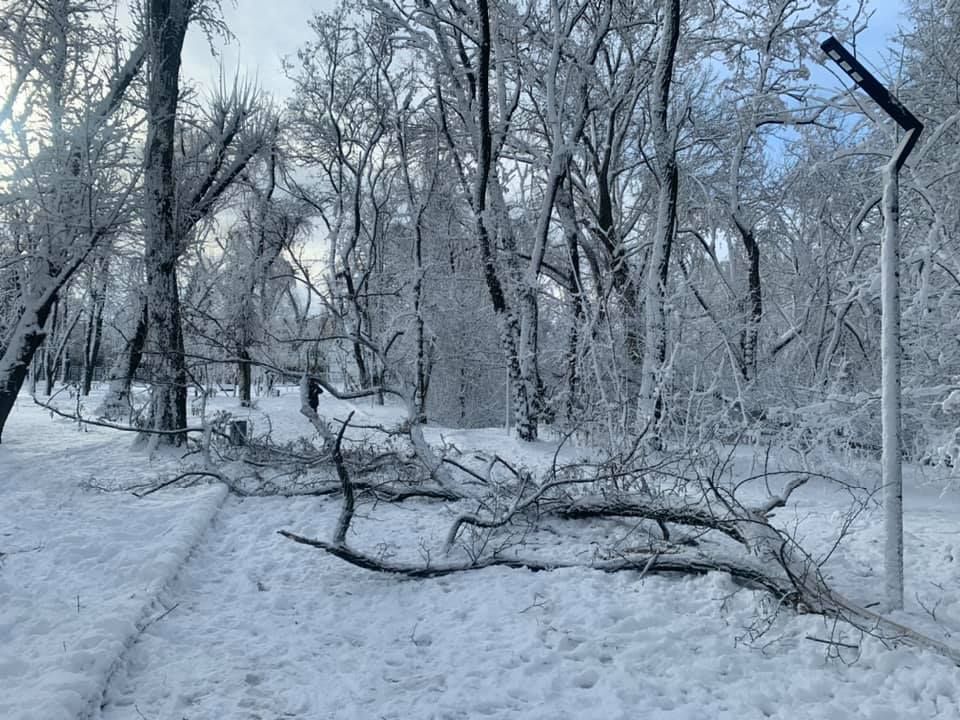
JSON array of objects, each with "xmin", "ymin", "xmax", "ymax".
[{"xmin": 2, "ymin": 387, "xmax": 960, "ymax": 719}]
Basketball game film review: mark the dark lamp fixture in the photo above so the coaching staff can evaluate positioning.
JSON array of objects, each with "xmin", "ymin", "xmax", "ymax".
[{"xmin": 820, "ymin": 36, "xmax": 922, "ymax": 134}]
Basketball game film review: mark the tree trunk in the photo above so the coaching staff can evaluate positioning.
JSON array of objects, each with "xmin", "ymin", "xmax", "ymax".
[
  {"xmin": 60, "ymin": 346, "xmax": 71, "ymax": 385},
  {"xmin": 81, "ymin": 305, "xmax": 104, "ymax": 396},
  {"xmin": 238, "ymin": 346, "xmax": 252, "ymax": 407},
  {"xmin": 81, "ymin": 260, "xmax": 108, "ymax": 396},
  {"xmin": 145, "ymin": 263, "xmax": 188, "ymax": 441},
  {"xmin": 142, "ymin": 0, "xmax": 189, "ymax": 444},
  {"xmin": 43, "ymin": 299, "xmax": 60, "ymax": 396},
  {"xmin": 0, "ymin": 293, "xmax": 58, "ymax": 443},
  {"xmin": 97, "ymin": 296, "xmax": 147, "ymax": 419},
  {"xmin": 41, "ymin": 296, "xmax": 81, "ymax": 394},
  {"xmin": 557, "ymin": 180, "xmax": 584, "ymax": 424},
  {"xmin": 474, "ymin": 0, "xmax": 535, "ymax": 441},
  {"xmin": 735, "ymin": 219, "xmax": 762, "ymax": 380},
  {"xmin": 413, "ymin": 270, "xmax": 429, "ymax": 423},
  {"xmin": 341, "ymin": 271, "xmax": 371, "ymax": 389},
  {"xmin": 638, "ymin": 0, "xmax": 681, "ymax": 431},
  {"xmin": 0, "ymin": 18, "xmax": 144, "ymax": 441}
]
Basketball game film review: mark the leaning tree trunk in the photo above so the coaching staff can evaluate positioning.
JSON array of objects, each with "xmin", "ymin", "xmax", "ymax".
[
  {"xmin": 0, "ymin": 292, "xmax": 58, "ymax": 443},
  {"xmin": 142, "ymin": 0, "xmax": 190, "ymax": 444},
  {"xmin": 0, "ymin": 32, "xmax": 143, "ymax": 442}
]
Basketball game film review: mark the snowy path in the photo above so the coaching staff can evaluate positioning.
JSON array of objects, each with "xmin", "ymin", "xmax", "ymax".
[
  {"xmin": 97, "ymin": 493, "xmax": 960, "ymax": 720},
  {"xmin": 5, "ymin": 394, "xmax": 960, "ymax": 719},
  {"xmin": 0, "ymin": 399, "xmax": 227, "ymax": 720}
]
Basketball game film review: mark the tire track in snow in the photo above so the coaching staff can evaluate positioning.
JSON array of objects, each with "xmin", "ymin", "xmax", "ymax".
[
  {"xmin": 83, "ymin": 483, "xmax": 229, "ymax": 720},
  {"xmin": 1, "ymin": 400, "xmax": 231, "ymax": 720},
  {"xmin": 96, "ymin": 494, "xmax": 338, "ymax": 719}
]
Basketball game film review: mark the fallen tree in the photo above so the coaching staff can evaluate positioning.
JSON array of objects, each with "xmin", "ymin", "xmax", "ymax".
[{"xmin": 277, "ymin": 383, "xmax": 960, "ymax": 666}]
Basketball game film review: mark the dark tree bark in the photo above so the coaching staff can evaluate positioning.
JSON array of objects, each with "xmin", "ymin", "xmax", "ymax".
[
  {"xmin": 0, "ymin": 296, "xmax": 57, "ymax": 443},
  {"xmin": 557, "ymin": 179, "xmax": 584, "ymax": 424},
  {"xmin": 81, "ymin": 304, "xmax": 104, "ymax": 395},
  {"xmin": 474, "ymin": 0, "xmax": 535, "ymax": 441},
  {"xmin": 639, "ymin": 0, "xmax": 681, "ymax": 429},
  {"xmin": 97, "ymin": 295, "xmax": 147, "ymax": 419},
  {"xmin": 237, "ymin": 347, "xmax": 252, "ymax": 406},
  {"xmin": 142, "ymin": 0, "xmax": 191, "ymax": 443},
  {"xmin": 81, "ymin": 258, "xmax": 109, "ymax": 396},
  {"xmin": 735, "ymin": 219, "xmax": 762, "ymax": 380}
]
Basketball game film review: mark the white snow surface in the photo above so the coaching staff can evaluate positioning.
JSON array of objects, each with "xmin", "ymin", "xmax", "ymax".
[
  {"xmin": 0, "ymin": 394, "xmax": 227, "ymax": 720},
  {"xmin": 3, "ymin": 387, "xmax": 960, "ymax": 719}
]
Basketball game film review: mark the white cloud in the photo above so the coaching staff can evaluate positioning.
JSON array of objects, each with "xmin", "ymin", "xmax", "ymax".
[{"xmin": 181, "ymin": 0, "xmax": 338, "ymax": 99}]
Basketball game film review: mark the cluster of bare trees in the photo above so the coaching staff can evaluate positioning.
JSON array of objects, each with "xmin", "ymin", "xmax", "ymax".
[
  {"xmin": 3, "ymin": 0, "xmax": 960, "ymax": 464},
  {"xmin": 275, "ymin": 0, "xmax": 960, "ymax": 456},
  {"xmin": 6, "ymin": 0, "xmax": 960, "ymax": 659},
  {"xmin": 0, "ymin": 0, "xmax": 286, "ymax": 442}
]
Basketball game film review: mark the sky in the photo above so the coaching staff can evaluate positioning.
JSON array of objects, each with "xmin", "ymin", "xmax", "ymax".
[
  {"xmin": 181, "ymin": 0, "xmax": 337, "ymax": 102},
  {"xmin": 179, "ymin": 0, "xmax": 910, "ymax": 104}
]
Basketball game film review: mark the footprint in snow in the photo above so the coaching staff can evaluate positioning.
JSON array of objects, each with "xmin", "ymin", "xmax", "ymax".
[{"xmin": 573, "ymin": 669, "xmax": 600, "ymax": 689}]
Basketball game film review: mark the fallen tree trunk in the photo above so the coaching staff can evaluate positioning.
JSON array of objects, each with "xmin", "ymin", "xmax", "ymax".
[
  {"xmin": 277, "ymin": 530, "xmax": 794, "ymax": 597},
  {"xmin": 278, "ymin": 524, "xmax": 960, "ymax": 665},
  {"xmin": 279, "ymin": 377, "xmax": 960, "ymax": 666}
]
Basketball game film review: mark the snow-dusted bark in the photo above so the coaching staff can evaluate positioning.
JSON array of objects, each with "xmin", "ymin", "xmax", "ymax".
[
  {"xmin": 0, "ymin": 295, "xmax": 56, "ymax": 442},
  {"xmin": 720, "ymin": 1, "xmax": 838, "ymax": 383},
  {"xmin": 140, "ymin": 3, "xmax": 271, "ymax": 440},
  {"xmin": 142, "ymin": 0, "xmax": 191, "ymax": 443},
  {"xmin": 637, "ymin": 0, "xmax": 680, "ymax": 429},
  {"xmin": 410, "ymin": 0, "xmax": 613, "ymax": 440},
  {"xmin": 284, "ymin": 9, "xmax": 399, "ymax": 396},
  {"xmin": 466, "ymin": 0, "xmax": 534, "ymax": 441},
  {"xmin": 232, "ymin": 134, "xmax": 292, "ymax": 406},
  {"xmin": 389, "ymin": 87, "xmax": 439, "ymax": 422}
]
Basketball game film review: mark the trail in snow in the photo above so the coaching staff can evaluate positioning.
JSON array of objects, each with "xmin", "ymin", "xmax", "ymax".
[
  {"xmin": 4, "ymin": 390, "xmax": 960, "ymax": 719},
  {"xmin": 0, "ymin": 395, "xmax": 227, "ymax": 720},
  {"xmin": 97, "ymin": 491, "xmax": 960, "ymax": 720}
]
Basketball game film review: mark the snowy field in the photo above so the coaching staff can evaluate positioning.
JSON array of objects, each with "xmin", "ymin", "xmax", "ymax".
[{"xmin": 3, "ymin": 387, "xmax": 960, "ymax": 719}]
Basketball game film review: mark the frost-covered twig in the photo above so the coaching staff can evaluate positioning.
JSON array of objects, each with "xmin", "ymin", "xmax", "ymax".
[
  {"xmin": 33, "ymin": 397, "xmax": 206, "ymax": 437},
  {"xmin": 133, "ymin": 471, "xmax": 225, "ymax": 498}
]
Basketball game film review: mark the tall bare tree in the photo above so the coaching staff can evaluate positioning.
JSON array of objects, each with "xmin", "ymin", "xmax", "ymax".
[{"xmin": 0, "ymin": 0, "xmax": 144, "ymax": 442}]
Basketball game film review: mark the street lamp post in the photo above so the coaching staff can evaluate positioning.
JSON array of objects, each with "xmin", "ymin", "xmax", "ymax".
[{"xmin": 820, "ymin": 37, "xmax": 923, "ymax": 612}]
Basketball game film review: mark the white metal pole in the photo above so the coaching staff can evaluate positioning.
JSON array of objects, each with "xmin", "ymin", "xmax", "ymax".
[
  {"xmin": 880, "ymin": 128, "xmax": 918, "ymax": 612},
  {"xmin": 818, "ymin": 37, "xmax": 922, "ymax": 614}
]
